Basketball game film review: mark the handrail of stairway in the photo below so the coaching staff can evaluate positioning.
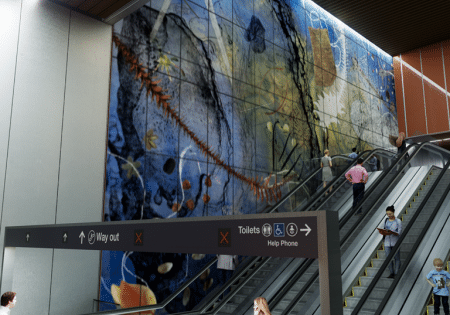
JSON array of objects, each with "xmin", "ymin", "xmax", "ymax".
[
  {"xmin": 80, "ymin": 257, "xmax": 219, "ymax": 315},
  {"xmin": 373, "ymin": 161, "xmax": 450, "ymax": 314},
  {"xmin": 350, "ymin": 158, "xmax": 450, "ymax": 315},
  {"xmin": 262, "ymin": 154, "xmax": 354, "ymax": 214},
  {"xmin": 265, "ymin": 148, "xmax": 399, "ymax": 215},
  {"xmin": 299, "ymin": 145, "xmax": 418, "ymax": 215}
]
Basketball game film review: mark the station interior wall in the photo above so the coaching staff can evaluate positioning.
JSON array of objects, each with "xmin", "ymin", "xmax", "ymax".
[
  {"xmin": 394, "ymin": 40, "xmax": 450, "ymax": 137},
  {"xmin": 3, "ymin": 0, "xmax": 450, "ymax": 314}
]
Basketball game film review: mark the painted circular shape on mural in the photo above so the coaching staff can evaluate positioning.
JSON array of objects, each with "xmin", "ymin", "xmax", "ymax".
[{"xmin": 163, "ymin": 158, "xmax": 176, "ymax": 174}]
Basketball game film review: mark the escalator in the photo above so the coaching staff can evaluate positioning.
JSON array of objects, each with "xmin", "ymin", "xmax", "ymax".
[
  {"xmin": 200, "ymin": 142, "xmax": 447, "ymax": 315},
  {"xmin": 268, "ymin": 143, "xmax": 450, "ymax": 315},
  {"xmin": 192, "ymin": 148, "xmax": 410, "ymax": 315},
  {"xmin": 86, "ymin": 142, "xmax": 450, "ymax": 315}
]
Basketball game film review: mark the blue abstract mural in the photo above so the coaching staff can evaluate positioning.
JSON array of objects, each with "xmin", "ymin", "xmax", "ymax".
[{"xmin": 102, "ymin": 0, "xmax": 398, "ymax": 313}]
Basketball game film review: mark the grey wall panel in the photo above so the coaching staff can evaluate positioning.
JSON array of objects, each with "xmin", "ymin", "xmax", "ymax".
[
  {"xmin": 55, "ymin": 11, "xmax": 111, "ymax": 225},
  {"xmin": 11, "ymin": 248, "xmax": 54, "ymax": 314},
  {"xmin": 0, "ymin": 0, "xmax": 22, "ymax": 225},
  {"xmin": 0, "ymin": 0, "xmax": 70, "ymax": 227},
  {"xmin": 0, "ymin": 2, "xmax": 112, "ymax": 314},
  {"xmin": 0, "ymin": 0, "xmax": 71, "ymax": 304},
  {"xmin": 49, "ymin": 249, "xmax": 102, "ymax": 315}
]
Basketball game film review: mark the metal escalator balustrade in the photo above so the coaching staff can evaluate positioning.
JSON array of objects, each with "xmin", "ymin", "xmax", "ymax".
[
  {"xmin": 185, "ymin": 149, "xmax": 395, "ymax": 315},
  {"xmin": 295, "ymin": 148, "xmax": 403, "ymax": 215},
  {"xmin": 343, "ymin": 168, "xmax": 438, "ymax": 314},
  {"xmin": 266, "ymin": 148, "xmax": 416, "ymax": 315},
  {"xmin": 267, "ymin": 143, "xmax": 444, "ymax": 315},
  {"xmin": 88, "ymin": 148, "xmax": 398, "ymax": 315},
  {"xmin": 164, "ymin": 154, "xmax": 361, "ymax": 315},
  {"xmin": 81, "ymin": 256, "xmax": 219, "ymax": 315},
  {"xmin": 374, "ymin": 166, "xmax": 450, "ymax": 315},
  {"xmin": 350, "ymin": 158, "xmax": 450, "ymax": 315}
]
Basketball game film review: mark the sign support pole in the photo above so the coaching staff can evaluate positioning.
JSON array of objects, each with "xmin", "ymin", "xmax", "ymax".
[{"xmin": 318, "ymin": 210, "xmax": 343, "ymax": 315}]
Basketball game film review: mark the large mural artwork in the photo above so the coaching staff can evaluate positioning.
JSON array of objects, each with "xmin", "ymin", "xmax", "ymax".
[{"xmin": 102, "ymin": 0, "xmax": 398, "ymax": 312}]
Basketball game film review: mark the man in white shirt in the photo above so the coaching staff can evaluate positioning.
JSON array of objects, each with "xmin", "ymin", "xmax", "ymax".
[{"xmin": 0, "ymin": 292, "xmax": 16, "ymax": 314}]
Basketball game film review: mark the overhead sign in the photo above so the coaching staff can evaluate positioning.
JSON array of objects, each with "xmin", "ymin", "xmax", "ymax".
[{"xmin": 4, "ymin": 212, "xmax": 318, "ymax": 258}]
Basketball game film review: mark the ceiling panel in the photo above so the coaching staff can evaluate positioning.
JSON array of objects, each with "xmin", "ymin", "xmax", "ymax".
[
  {"xmin": 51, "ymin": 0, "xmax": 450, "ymax": 56},
  {"xmin": 311, "ymin": 0, "xmax": 450, "ymax": 55}
]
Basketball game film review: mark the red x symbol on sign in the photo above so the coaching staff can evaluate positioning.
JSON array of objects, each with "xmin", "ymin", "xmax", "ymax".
[
  {"xmin": 220, "ymin": 231, "xmax": 229, "ymax": 244},
  {"xmin": 134, "ymin": 230, "xmax": 143, "ymax": 245}
]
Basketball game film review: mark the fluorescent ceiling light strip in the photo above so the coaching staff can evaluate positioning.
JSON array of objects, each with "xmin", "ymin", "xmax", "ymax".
[{"xmin": 394, "ymin": 57, "xmax": 450, "ymax": 98}]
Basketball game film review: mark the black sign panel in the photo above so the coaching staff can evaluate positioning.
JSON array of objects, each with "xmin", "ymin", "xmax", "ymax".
[{"xmin": 4, "ymin": 213, "xmax": 318, "ymax": 258}]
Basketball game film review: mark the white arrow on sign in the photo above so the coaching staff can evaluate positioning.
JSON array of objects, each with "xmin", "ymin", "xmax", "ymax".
[
  {"xmin": 300, "ymin": 224, "xmax": 311, "ymax": 236},
  {"xmin": 63, "ymin": 233, "xmax": 68, "ymax": 242},
  {"xmin": 79, "ymin": 231, "xmax": 85, "ymax": 244},
  {"xmin": 26, "ymin": 234, "xmax": 30, "ymax": 242}
]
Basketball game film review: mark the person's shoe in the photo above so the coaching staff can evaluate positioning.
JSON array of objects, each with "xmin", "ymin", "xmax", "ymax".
[{"xmin": 387, "ymin": 273, "xmax": 395, "ymax": 279}]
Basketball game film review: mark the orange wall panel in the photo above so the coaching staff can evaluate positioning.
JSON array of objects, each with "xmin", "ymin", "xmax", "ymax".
[
  {"xmin": 393, "ymin": 57, "xmax": 406, "ymax": 133},
  {"xmin": 423, "ymin": 81, "xmax": 449, "ymax": 134},
  {"xmin": 401, "ymin": 49, "xmax": 421, "ymax": 72},
  {"xmin": 402, "ymin": 66, "xmax": 427, "ymax": 136},
  {"xmin": 421, "ymin": 42, "xmax": 445, "ymax": 90}
]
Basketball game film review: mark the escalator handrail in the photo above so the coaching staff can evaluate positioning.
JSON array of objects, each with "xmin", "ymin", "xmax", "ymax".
[
  {"xmin": 374, "ymin": 162, "xmax": 450, "ymax": 315},
  {"xmin": 274, "ymin": 154, "xmax": 410, "ymax": 315},
  {"xmin": 80, "ymin": 257, "xmax": 219, "ymax": 315},
  {"xmin": 298, "ymin": 146, "xmax": 413, "ymax": 214},
  {"xmin": 272, "ymin": 142, "xmax": 446, "ymax": 314},
  {"xmin": 262, "ymin": 154, "xmax": 355, "ymax": 214},
  {"xmin": 340, "ymin": 142, "xmax": 450, "ymax": 263},
  {"xmin": 269, "ymin": 149, "xmax": 415, "ymax": 313},
  {"xmin": 281, "ymin": 147, "xmax": 405, "ymax": 216},
  {"xmin": 350, "ymin": 158, "xmax": 450, "ymax": 315},
  {"xmin": 81, "ymin": 147, "xmax": 415, "ymax": 315}
]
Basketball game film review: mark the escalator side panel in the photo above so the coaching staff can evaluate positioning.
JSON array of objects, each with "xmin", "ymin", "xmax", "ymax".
[
  {"xmin": 302, "ymin": 166, "xmax": 428, "ymax": 315},
  {"xmin": 384, "ymin": 190, "xmax": 450, "ymax": 315},
  {"xmin": 340, "ymin": 166, "xmax": 428, "ymax": 275},
  {"xmin": 336, "ymin": 171, "xmax": 383, "ymax": 221}
]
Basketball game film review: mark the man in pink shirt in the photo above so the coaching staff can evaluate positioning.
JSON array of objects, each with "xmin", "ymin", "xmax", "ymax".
[{"xmin": 345, "ymin": 158, "xmax": 369, "ymax": 215}]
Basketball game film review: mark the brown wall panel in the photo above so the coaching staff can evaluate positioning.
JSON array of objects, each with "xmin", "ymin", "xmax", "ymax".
[
  {"xmin": 401, "ymin": 49, "xmax": 421, "ymax": 72},
  {"xmin": 423, "ymin": 81, "xmax": 448, "ymax": 134},
  {"xmin": 393, "ymin": 57, "xmax": 406, "ymax": 133},
  {"xmin": 402, "ymin": 66, "xmax": 427, "ymax": 136},
  {"xmin": 421, "ymin": 42, "xmax": 445, "ymax": 90}
]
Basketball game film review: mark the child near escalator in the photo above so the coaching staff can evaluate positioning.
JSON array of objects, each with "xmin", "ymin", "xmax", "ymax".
[{"xmin": 426, "ymin": 258, "xmax": 450, "ymax": 315}]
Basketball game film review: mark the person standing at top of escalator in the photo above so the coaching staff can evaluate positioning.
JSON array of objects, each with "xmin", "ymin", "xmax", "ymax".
[
  {"xmin": 345, "ymin": 158, "xmax": 369, "ymax": 216},
  {"xmin": 390, "ymin": 132, "xmax": 409, "ymax": 172},
  {"xmin": 426, "ymin": 258, "xmax": 450, "ymax": 315},
  {"xmin": 348, "ymin": 147, "xmax": 358, "ymax": 159},
  {"xmin": 321, "ymin": 149, "xmax": 333, "ymax": 195}
]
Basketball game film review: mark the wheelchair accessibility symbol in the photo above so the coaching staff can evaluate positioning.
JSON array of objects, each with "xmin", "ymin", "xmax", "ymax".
[{"xmin": 274, "ymin": 223, "xmax": 285, "ymax": 237}]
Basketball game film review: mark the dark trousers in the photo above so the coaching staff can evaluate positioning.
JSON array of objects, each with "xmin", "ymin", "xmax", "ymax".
[
  {"xmin": 353, "ymin": 183, "xmax": 365, "ymax": 212},
  {"xmin": 434, "ymin": 294, "xmax": 449, "ymax": 315}
]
